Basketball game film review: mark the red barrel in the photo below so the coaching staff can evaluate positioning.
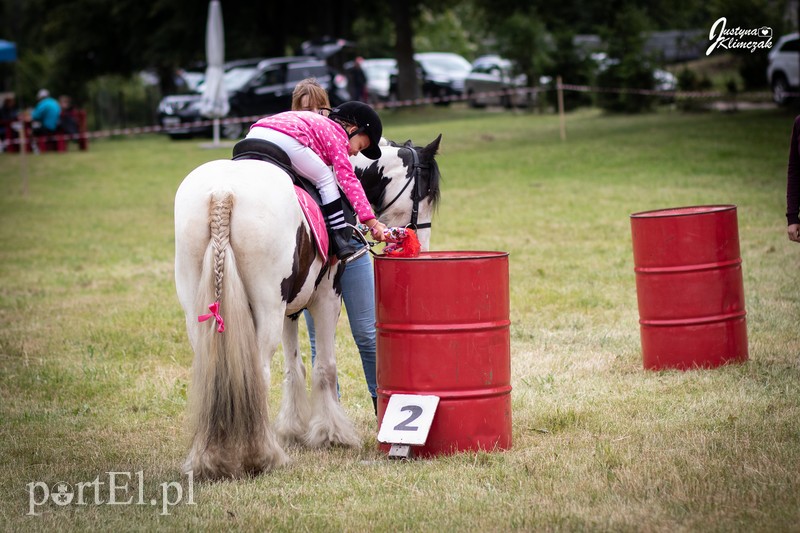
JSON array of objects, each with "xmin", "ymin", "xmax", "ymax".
[
  {"xmin": 630, "ymin": 205, "xmax": 748, "ymax": 370},
  {"xmin": 374, "ymin": 251, "xmax": 512, "ymax": 456}
]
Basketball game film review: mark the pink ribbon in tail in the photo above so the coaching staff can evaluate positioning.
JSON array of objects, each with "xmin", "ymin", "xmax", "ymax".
[{"xmin": 198, "ymin": 301, "xmax": 225, "ymax": 333}]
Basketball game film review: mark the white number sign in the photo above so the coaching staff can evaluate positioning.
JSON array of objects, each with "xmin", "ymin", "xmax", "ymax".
[{"xmin": 378, "ymin": 394, "xmax": 439, "ymax": 446}]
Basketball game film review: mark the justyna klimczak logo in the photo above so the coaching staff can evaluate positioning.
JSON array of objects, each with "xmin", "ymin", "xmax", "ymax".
[
  {"xmin": 706, "ymin": 17, "xmax": 773, "ymax": 55},
  {"xmin": 26, "ymin": 471, "xmax": 195, "ymax": 516}
]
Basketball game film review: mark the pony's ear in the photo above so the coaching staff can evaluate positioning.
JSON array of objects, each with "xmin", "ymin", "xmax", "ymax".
[
  {"xmin": 422, "ymin": 134, "xmax": 442, "ymax": 157},
  {"xmin": 404, "ymin": 139, "xmax": 413, "ymax": 148}
]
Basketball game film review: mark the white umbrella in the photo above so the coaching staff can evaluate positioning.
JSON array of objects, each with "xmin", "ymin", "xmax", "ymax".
[{"xmin": 199, "ymin": 0, "xmax": 229, "ymax": 146}]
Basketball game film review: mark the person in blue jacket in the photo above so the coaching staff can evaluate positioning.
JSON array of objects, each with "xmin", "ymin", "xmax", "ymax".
[{"xmin": 30, "ymin": 89, "xmax": 61, "ymax": 137}]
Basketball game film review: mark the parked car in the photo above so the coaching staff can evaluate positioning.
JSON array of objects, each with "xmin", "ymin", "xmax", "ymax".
[
  {"xmin": 177, "ymin": 69, "xmax": 205, "ymax": 92},
  {"xmin": 167, "ymin": 58, "xmax": 263, "ymax": 94},
  {"xmin": 389, "ymin": 52, "xmax": 472, "ymax": 104},
  {"xmin": 157, "ymin": 56, "xmax": 349, "ymax": 140},
  {"xmin": 652, "ymin": 68, "xmax": 678, "ymax": 92},
  {"xmin": 417, "ymin": 52, "xmax": 472, "ymax": 101},
  {"xmin": 359, "ymin": 58, "xmax": 396, "ymax": 102},
  {"xmin": 768, "ymin": 32, "xmax": 799, "ymax": 105},
  {"xmin": 464, "ymin": 55, "xmax": 531, "ymax": 108},
  {"xmin": 591, "ymin": 52, "xmax": 677, "ymax": 91},
  {"xmin": 299, "ymin": 37, "xmax": 357, "ymax": 71}
]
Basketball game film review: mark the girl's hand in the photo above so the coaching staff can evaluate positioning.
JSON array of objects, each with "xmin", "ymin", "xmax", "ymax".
[{"xmin": 367, "ymin": 219, "xmax": 388, "ymax": 242}]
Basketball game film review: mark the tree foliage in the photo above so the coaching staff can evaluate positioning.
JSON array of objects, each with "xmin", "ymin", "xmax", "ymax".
[
  {"xmin": 493, "ymin": 8, "xmax": 552, "ymax": 88},
  {"xmin": 2, "ymin": 0, "xmax": 375, "ymax": 102},
  {"xmin": 1, "ymin": 0, "xmax": 791, "ymax": 110},
  {"xmin": 413, "ymin": 4, "xmax": 483, "ymax": 58},
  {"xmin": 595, "ymin": 4, "xmax": 658, "ymax": 113}
]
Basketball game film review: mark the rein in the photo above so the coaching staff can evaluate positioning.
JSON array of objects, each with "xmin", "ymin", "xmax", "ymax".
[{"xmin": 374, "ymin": 147, "xmax": 432, "ymax": 230}]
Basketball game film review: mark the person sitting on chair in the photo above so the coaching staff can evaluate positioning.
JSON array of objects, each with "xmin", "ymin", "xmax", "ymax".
[
  {"xmin": 246, "ymin": 101, "xmax": 388, "ymax": 262},
  {"xmin": 58, "ymin": 94, "xmax": 79, "ymax": 137},
  {"xmin": 0, "ymin": 95, "xmax": 19, "ymax": 152},
  {"xmin": 30, "ymin": 89, "xmax": 61, "ymax": 147}
]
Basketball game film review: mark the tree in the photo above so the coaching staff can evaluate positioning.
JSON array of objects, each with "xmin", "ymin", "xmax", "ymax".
[
  {"xmin": 542, "ymin": 32, "xmax": 595, "ymax": 111},
  {"xmin": 391, "ymin": 0, "xmax": 420, "ymax": 100},
  {"xmin": 595, "ymin": 4, "xmax": 658, "ymax": 113},
  {"xmin": 5, "ymin": 0, "xmax": 372, "ymax": 102},
  {"xmin": 493, "ymin": 8, "xmax": 552, "ymax": 90},
  {"xmin": 413, "ymin": 4, "xmax": 483, "ymax": 58}
]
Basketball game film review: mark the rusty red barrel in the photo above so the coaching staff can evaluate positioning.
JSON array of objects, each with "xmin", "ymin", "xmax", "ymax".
[
  {"xmin": 374, "ymin": 251, "xmax": 512, "ymax": 456},
  {"xmin": 630, "ymin": 205, "xmax": 748, "ymax": 370}
]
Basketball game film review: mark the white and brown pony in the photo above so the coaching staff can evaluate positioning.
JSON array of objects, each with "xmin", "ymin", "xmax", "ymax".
[{"xmin": 174, "ymin": 134, "xmax": 441, "ymax": 480}]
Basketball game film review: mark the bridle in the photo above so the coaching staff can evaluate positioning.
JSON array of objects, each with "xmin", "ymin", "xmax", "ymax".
[{"xmin": 373, "ymin": 146, "xmax": 432, "ymax": 230}]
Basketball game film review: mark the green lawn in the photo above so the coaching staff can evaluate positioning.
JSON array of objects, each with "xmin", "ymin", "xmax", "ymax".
[{"xmin": 1, "ymin": 106, "xmax": 799, "ymax": 531}]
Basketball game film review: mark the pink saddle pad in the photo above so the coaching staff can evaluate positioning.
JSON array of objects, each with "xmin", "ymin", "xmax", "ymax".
[{"xmin": 294, "ymin": 186, "xmax": 328, "ymax": 258}]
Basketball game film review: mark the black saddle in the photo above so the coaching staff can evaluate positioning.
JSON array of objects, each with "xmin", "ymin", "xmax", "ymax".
[
  {"xmin": 231, "ymin": 137, "xmax": 356, "ymax": 236},
  {"xmin": 233, "ymin": 137, "xmax": 296, "ymax": 182}
]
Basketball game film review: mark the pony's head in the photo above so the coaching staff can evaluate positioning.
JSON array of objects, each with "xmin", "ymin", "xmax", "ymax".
[{"xmin": 352, "ymin": 134, "xmax": 442, "ymax": 251}]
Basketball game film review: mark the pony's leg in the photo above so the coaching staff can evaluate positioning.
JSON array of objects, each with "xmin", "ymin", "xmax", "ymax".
[
  {"xmin": 274, "ymin": 315, "xmax": 311, "ymax": 445},
  {"xmin": 251, "ymin": 307, "xmax": 292, "ymax": 466},
  {"xmin": 304, "ymin": 273, "xmax": 361, "ymax": 448}
]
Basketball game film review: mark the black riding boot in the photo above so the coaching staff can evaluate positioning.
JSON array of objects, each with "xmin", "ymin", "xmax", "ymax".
[{"xmin": 321, "ymin": 200, "xmax": 367, "ymax": 263}]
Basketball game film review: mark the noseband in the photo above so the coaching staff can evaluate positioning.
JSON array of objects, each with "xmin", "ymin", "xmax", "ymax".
[{"xmin": 374, "ymin": 147, "xmax": 432, "ymax": 230}]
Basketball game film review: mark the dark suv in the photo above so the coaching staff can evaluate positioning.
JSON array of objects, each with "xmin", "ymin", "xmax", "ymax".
[
  {"xmin": 389, "ymin": 52, "xmax": 472, "ymax": 105},
  {"xmin": 157, "ymin": 56, "xmax": 350, "ymax": 139}
]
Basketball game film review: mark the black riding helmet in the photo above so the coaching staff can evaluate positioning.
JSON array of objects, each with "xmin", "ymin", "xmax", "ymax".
[{"xmin": 329, "ymin": 101, "xmax": 383, "ymax": 160}]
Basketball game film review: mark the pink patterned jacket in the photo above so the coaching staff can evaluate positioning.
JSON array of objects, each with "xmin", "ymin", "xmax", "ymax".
[{"xmin": 249, "ymin": 111, "xmax": 376, "ymax": 223}]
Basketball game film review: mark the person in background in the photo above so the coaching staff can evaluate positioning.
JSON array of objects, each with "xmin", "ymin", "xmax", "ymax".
[
  {"xmin": 348, "ymin": 57, "xmax": 368, "ymax": 103},
  {"xmin": 58, "ymin": 94, "xmax": 79, "ymax": 137},
  {"xmin": 0, "ymin": 94, "xmax": 18, "ymax": 122},
  {"xmin": 292, "ymin": 78, "xmax": 380, "ymax": 415},
  {"xmin": 0, "ymin": 95, "xmax": 19, "ymax": 152},
  {"xmin": 30, "ymin": 89, "xmax": 61, "ymax": 148},
  {"xmin": 786, "ymin": 115, "xmax": 800, "ymax": 243}
]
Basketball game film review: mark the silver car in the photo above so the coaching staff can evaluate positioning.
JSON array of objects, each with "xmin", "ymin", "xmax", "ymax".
[
  {"xmin": 768, "ymin": 33, "xmax": 799, "ymax": 104},
  {"xmin": 361, "ymin": 58, "xmax": 396, "ymax": 102},
  {"xmin": 464, "ymin": 55, "xmax": 530, "ymax": 108}
]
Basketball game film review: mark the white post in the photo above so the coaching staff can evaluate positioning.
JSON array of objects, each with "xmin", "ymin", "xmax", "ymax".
[{"xmin": 212, "ymin": 118, "xmax": 220, "ymax": 146}]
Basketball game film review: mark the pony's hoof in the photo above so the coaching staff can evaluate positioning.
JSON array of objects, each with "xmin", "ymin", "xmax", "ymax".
[
  {"xmin": 303, "ymin": 424, "xmax": 362, "ymax": 449},
  {"xmin": 276, "ymin": 430, "xmax": 305, "ymax": 449},
  {"xmin": 183, "ymin": 437, "xmax": 290, "ymax": 481}
]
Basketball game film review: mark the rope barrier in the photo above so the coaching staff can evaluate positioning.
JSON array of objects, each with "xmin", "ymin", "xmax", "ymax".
[{"xmin": 1, "ymin": 84, "xmax": 788, "ymax": 151}]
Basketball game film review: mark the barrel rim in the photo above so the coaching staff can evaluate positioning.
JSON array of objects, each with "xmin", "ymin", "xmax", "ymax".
[
  {"xmin": 630, "ymin": 204, "xmax": 737, "ymax": 219},
  {"xmin": 375, "ymin": 250, "xmax": 510, "ymax": 261}
]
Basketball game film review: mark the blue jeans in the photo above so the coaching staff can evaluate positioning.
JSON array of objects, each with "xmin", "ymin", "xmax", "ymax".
[{"xmin": 304, "ymin": 245, "xmax": 377, "ymax": 398}]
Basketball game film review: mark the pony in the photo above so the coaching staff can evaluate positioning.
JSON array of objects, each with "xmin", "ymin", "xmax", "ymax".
[{"xmin": 174, "ymin": 134, "xmax": 442, "ymax": 480}]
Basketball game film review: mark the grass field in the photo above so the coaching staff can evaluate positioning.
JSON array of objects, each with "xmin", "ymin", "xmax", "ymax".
[{"xmin": 1, "ymin": 105, "xmax": 799, "ymax": 531}]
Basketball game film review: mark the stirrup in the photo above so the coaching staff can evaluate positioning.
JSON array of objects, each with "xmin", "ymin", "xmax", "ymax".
[
  {"xmin": 338, "ymin": 223, "xmax": 370, "ymax": 264},
  {"xmin": 341, "ymin": 244, "xmax": 368, "ymax": 264}
]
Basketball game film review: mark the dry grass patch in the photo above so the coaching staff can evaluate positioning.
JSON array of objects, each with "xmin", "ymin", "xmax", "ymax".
[{"xmin": 1, "ymin": 109, "xmax": 799, "ymax": 530}]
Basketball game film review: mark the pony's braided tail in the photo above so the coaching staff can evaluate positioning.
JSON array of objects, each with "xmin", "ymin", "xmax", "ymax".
[
  {"xmin": 185, "ymin": 189, "xmax": 286, "ymax": 480},
  {"xmin": 209, "ymin": 195, "xmax": 232, "ymax": 303}
]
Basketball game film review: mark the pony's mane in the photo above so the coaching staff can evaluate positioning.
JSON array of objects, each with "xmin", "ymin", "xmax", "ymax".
[{"xmin": 425, "ymin": 151, "xmax": 442, "ymax": 209}]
